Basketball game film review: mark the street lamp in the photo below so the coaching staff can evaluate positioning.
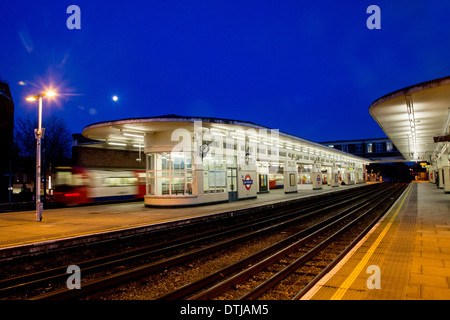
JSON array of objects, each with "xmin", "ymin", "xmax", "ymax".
[{"xmin": 25, "ymin": 90, "xmax": 56, "ymax": 222}]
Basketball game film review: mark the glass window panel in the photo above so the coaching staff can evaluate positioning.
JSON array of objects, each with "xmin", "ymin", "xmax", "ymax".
[
  {"xmin": 172, "ymin": 170, "xmax": 184, "ymax": 177},
  {"xmin": 161, "ymin": 153, "xmax": 170, "ymax": 170},
  {"xmin": 186, "ymin": 156, "xmax": 192, "ymax": 169},
  {"xmin": 146, "ymin": 152, "xmax": 195, "ymax": 196},
  {"xmin": 160, "ymin": 178, "xmax": 170, "ymax": 195},
  {"xmin": 149, "ymin": 177, "xmax": 156, "ymax": 195},
  {"xmin": 171, "ymin": 177, "xmax": 185, "ymax": 195}
]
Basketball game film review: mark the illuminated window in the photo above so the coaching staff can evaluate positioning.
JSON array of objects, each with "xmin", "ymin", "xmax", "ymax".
[
  {"xmin": 298, "ymin": 165, "xmax": 312, "ymax": 184},
  {"xmin": 147, "ymin": 152, "xmax": 194, "ymax": 196},
  {"xmin": 203, "ymin": 155, "xmax": 226, "ymax": 194},
  {"xmin": 386, "ymin": 141, "xmax": 393, "ymax": 152},
  {"xmin": 104, "ymin": 177, "xmax": 138, "ymax": 187},
  {"xmin": 367, "ymin": 143, "xmax": 373, "ymax": 153}
]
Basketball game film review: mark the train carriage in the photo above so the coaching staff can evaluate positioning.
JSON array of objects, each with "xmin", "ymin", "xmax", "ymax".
[{"xmin": 53, "ymin": 167, "xmax": 145, "ymax": 205}]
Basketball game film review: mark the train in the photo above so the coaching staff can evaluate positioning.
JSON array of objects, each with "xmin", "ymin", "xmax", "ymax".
[
  {"xmin": 52, "ymin": 167, "xmax": 146, "ymax": 205},
  {"xmin": 269, "ymin": 174, "xmax": 284, "ymax": 189}
]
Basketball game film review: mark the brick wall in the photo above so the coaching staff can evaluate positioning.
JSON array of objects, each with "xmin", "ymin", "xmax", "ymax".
[{"xmin": 73, "ymin": 146, "xmax": 146, "ymax": 169}]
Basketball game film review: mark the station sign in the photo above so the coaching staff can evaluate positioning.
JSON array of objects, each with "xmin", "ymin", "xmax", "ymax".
[
  {"xmin": 433, "ymin": 135, "xmax": 450, "ymax": 143},
  {"xmin": 242, "ymin": 174, "xmax": 253, "ymax": 190}
]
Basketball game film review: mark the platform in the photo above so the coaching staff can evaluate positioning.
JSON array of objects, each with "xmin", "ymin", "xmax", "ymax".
[
  {"xmin": 302, "ymin": 181, "xmax": 450, "ymax": 300},
  {"xmin": 0, "ymin": 183, "xmax": 366, "ymax": 258}
]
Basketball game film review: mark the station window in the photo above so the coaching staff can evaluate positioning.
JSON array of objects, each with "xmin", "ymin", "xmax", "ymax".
[
  {"xmin": 386, "ymin": 141, "xmax": 393, "ymax": 152},
  {"xmin": 147, "ymin": 152, "xmax": 194, "ymax": 196},
  {"xmin": 104, "ymin": 177, "xmax": 138, "ymax": 187},
  {"xmin": 355, "ymin": 144, "xmax": 362, "ymax": 153},
  {"xmin": 203, "ymin": 155, "xmax": 226, "ymax": 194},
  {"xmin": 367, "ymin": 143, "xmax": 373, "ymax": 153},
  {"xmin": 375, "ymin": 143, "xmax": 383, "ymax": 153},
  {"xmin": 298, "ymin": 165, "xmax": 312, "ymax": 184}
]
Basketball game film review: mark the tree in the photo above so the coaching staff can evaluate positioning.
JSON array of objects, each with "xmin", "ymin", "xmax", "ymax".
[
  {"xmin": 14, "ymin": 114, "xmax": 72, "ymax": 164},
  {"xmin": 13, "ymin": 115, "xmax": 72, "ymax": 201}
]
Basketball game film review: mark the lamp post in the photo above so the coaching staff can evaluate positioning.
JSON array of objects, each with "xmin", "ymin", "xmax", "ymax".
[{"xmin": 26, "ymin": 90, "xmax": 56, "ymax": 222}]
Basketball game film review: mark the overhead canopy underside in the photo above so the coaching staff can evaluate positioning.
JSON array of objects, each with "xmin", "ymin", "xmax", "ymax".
[{"xmin": 369, "ymin": 76, "xmax": 450, "ymax": 162}]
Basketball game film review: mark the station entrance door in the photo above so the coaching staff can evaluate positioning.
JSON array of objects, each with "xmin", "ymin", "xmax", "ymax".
[{"xmin": 227, "ymin": 167, "xmax": 238, "ymax": 201}]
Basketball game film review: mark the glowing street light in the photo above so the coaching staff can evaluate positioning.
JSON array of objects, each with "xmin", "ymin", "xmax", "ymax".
[{"xmin": 25, "ymin": 90, "xmax": 57, "ymax": 222}]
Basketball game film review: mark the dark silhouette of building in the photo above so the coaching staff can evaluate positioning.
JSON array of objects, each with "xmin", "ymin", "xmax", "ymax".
[
  {"xmin": 0, "ymin": 81, "xmax": 14, "ymax": 202},
  {"xmin": 320, "ymin": 138, "xmax": 416, "ymax": 182},
  {"xmin": 320, "ymin": 138, "xmax": 404, "ymax": 162}
]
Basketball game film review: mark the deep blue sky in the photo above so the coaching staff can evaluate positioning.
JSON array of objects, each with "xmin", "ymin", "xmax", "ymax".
[{"xmin": 1, "ymin": 1, "xmax": 450, "ymax": 142}]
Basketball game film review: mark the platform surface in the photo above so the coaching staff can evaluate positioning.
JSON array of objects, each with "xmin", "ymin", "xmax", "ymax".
[
  {"xmin": 302, "ymin": 181, "xmax": 450, "ymax": 300},
  {"xmin": 0, "ymin": 184, "xmax": 365, "ymax": 251}
]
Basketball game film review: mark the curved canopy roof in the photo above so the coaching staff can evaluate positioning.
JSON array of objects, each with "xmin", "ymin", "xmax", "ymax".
[
  {"xmin": 82, "ymin": 114, "xmax": 368, "ymax": 165},
  {"xmin": 369, "ymin": 76, "xmax": 450, "ymax": 162}
]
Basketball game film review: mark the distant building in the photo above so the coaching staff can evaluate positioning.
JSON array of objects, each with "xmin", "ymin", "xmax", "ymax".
[
  {"xmin": 0, "ymin": 81, "xmax": 14, "ymax": 202},
  {"xmin": 71, "ymin": 133, "xmax": 145, "ymax": 169},
  {"xmin": 320, "ymin": 138, "xmax": 404, "ymax": 162},
  {"xmin": 320, "ymin": 138, "xmax": 413, "ymax": 182}
]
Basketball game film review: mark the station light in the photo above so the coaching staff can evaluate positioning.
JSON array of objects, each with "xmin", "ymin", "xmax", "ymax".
[
  {"xmin": 108, "ymin": 141, "xmax": 127, "ymax": 146},
  {"xmin": 123, "ymin": 132, "xmax": 144, "ymax": 139},
  {"xmin": 25, "ymin": 90, "xmax": 57, "ymax": 101},
  {"xmin": 210, "ymin": 128, "xmax": 227, "ymax": 137},
  {"xmin": 25, "ymin": 89, "xmax": 57, "ymax": 222},
  {"xmin": 405, "ymin": 95, "xmax": 418, "ymax": 159}
]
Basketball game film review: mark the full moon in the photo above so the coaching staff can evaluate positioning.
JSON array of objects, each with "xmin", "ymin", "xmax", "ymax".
[{"xmin": 112, "ymin": 95, "xmax": 119, "ymax": 101}]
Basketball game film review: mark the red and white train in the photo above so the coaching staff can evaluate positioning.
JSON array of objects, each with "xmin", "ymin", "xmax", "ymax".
[{"xmin": 52, "ymin": 167, "xmax": 146, "ymax": 205}]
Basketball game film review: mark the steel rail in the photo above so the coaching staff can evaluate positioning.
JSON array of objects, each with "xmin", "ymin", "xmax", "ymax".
[
  {"xmin": 185, "ymin": 185, "xmax": 398, "ymax": 300},
  {"xmin": 29, "ymin": 185, "xmax": 386, "ymax": 300},
  {"xmin": 291, "ymin": 183, "xmax": 407, "ymax": 300},
  {"xmin": 238, "ymin": 185, "xmax": 405, "ymax": 300},
  {"xmin": 0, "ymin": 184, "xmax": 381, "ymax": 299},
  {"xmin": 156, "ymin": 185, "xmax": 397, "ymax": 300}
]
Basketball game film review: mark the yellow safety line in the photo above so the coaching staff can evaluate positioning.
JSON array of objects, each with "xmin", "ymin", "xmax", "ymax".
[{"xmin": 330, "ymin": 183, "xmax": 412, "ymax": 300}]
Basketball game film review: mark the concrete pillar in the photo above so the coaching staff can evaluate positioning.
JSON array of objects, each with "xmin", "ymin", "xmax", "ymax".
[
  {"xmin": 342, "ymin": 169, "xmax": 351, "ymax": 185},
  {"xmin": 429, "ymin": 166, "xmax": 434, "ymax": 183},
  {"xmin": 283, "ymin": 160, "xmax": 298, "ymax": 194},
  {"xmin": 330, "ymin": 163, "xmax": 339, "ymax": 187},
  {"xmin": 443, "ymin": 166, "xmax": 450, "ymax": 194},
  {"xmin": 439, "ymin": 168, "xmax": 444, "ymax": 189},
  {"xmin": 312, "ymin": 161, "xmax": 322, "ymax": 190}
]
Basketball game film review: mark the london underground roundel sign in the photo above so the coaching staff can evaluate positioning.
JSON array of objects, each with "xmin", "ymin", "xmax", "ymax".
[{"xmin": 243, "ymin": 174, "xmax": 253, "ymax": 190}]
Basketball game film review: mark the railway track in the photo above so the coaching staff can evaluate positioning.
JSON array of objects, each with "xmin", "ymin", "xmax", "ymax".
[
  {"xmin": 156, "ymin": 183, "xmax": 406, "ymax": 300},
  {"xmin": 0, "ymin": 183, "xmax": 397, "ymax": 300}
]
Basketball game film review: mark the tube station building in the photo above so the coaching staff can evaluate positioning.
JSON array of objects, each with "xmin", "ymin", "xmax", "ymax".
[{"xmin": 79, "ymin": 115, "xmax": 368, "ymax": 207}]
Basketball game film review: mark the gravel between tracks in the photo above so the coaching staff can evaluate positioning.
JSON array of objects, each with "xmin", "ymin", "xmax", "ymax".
[{"xmin": 85, "ymin": 232, "xmax": 290, "ymax": 300}]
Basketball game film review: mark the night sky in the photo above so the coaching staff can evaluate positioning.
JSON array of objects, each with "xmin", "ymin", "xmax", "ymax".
[{"xmin": 1, "ymin": 0, "xmax": 450, "ymax": 142}]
